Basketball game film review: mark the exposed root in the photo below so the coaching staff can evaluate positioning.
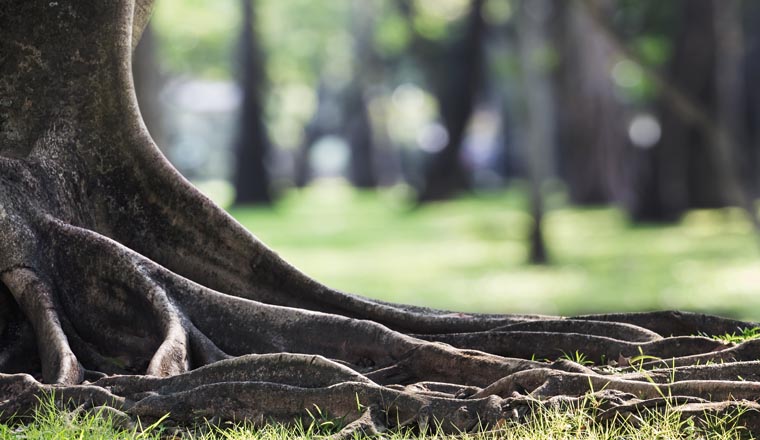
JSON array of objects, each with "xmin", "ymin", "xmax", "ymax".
[
  {"xmin": 1, "ymin": 268, "xmax": 82, "ymax": 385},
  {"xmin": 620, "ymin": 360, "xmax": 760, "ymax": 383},
  {"xmin": 489, "ymin": 319, "xmax": 664, "ymax": 343},
  {"xmin": 573, "ymin": 311, "xmax": 760, "ymax": 338},
  {"xmin": 416, "ymin": 331, "xmax": 728, "ymax": 363},
  {"xmin": 0, "ymin": 210, "xmax": 758, "ymax": 437},
  {"xmin": 2, "ymin": 215, "xmax": 760, "ymax": 436}
]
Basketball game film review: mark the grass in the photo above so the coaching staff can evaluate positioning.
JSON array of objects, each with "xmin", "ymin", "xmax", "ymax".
[
  {"xmin": 2, "ymin": 392, "xmax": 753, "ymax": 439},
  {"xmin": 0, "ymin": 396, "xmax": 166, "ymax": 440},
  {"xmin": 225, "ymin": 181, "xmax": 760, "ymax": 321},
  {"xmin": 709, "ymin": 326, "xmax": 760, "ymax": 344}
]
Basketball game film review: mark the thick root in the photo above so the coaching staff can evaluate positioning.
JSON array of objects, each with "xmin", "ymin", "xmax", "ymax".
[
  {"xmin": 3, "ymin": 218, "xmax": 760, "ymax": 436},
  {"xmin": 1, "ymin": 268, "xmax": 82, "ymax": 385}
]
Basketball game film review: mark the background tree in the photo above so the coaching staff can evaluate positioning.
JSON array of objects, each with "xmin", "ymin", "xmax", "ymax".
[
  {"xmin": 411, "ymin": 0, "xmax": 487, "ymax": 203},
  {"xmin": 747, "ymin": 1, "xmax": 760, "ymax": 198},
  {"xmin": 343, "ymin": 0, "xmax": 380, "ymax": 189},
  {"xmin": 233, "ymin": 0, "xmax": 273, "ymax": 204},
  {"xmin": 515, "ymin": 0, "xmax": 556, "ymax": 264},
  {"xmin": 553, "ymin": 0, "xmax": 626, "ymax": 206}
]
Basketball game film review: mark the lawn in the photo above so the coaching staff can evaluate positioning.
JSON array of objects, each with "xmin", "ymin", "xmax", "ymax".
[
  {"xmin": 2, "ymin": 392, "xmax": 752, "ymax": 440},
  {"xmin": 227, "ymin": 181, "xmax": 760, "ymax": 321}
]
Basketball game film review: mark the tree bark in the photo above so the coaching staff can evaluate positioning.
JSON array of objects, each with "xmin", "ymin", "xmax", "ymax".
[{"xmin": 3, "ymin": 1, "xmax": 760, "ymax": 436}]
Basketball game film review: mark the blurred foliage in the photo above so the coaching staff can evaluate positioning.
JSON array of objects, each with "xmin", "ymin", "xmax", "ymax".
[
  {"xmin": 149, "ymin": 0, "xmax": 760, "ymax": 319},
  {"xmin": 412, "ymin": 0, "xmax": 471, "ymax": 40},
  {"xmin": 152, "ymin": 0, "xmax": 240, "ymax": 78},
  {"xmin": 229, "ymin": 184, "xmax": 760, "ymax": 321},
  {"xmin": 150, "ymin": 0, "xmax": 505, "ymax": 150},
  {"xmin": 153, "ymin": 0, "xmax": 351, "ymax": 149}
]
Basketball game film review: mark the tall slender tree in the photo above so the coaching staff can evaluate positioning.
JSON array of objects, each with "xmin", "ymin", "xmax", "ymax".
[
  {"xmin": 416, "ymin": 0, "xmax": 487, "ymax": 202},
  {"xmin": 344, "ymin": 0, "xmax": 379, "ymax": 189},
  {"xmin": 746, "ymin": 1, "xmax": 760, "ymax": 197},
  {"xmin": 554, "ymin": 0, "xmax": 626, "ymax": 206},
  {"xmin": 515, "ymin": 0, "xmax": 555, "ymax": 264},
  {"xmin": 233, "ymin": 0, "xmax": 272, "ymax": 205}
]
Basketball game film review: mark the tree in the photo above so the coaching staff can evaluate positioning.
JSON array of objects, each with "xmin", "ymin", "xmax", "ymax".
[
  {"xmin": 132, "ymin": 23, "xmax": 167, "ymax": 153},
  {"xmin": 515, "ymin": 0, "xmax": 556, "ymax": 265},
  {"xmin": 3, "ymin": 1, "xmax": 760, "ymax": 436},
  {"xmin": 554, "ymin": 0, "xmax": 626, "ymax": 206},
  {"xmin": 415, "ymin": 0, "xmax": 487, "ymax": 203},
  {"xmin": 343, "ymin": 0, "xmax": 380, "ymax": 189},
  {"xmin": 581, "ymin": 0, "xmax": 760, "ymax": 233},
  {"xmin": 232, "ymin": 0, "xmax": 273, "ymax": 205}
]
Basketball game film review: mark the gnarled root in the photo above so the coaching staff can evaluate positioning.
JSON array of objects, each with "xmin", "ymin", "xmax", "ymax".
[
  {"xmin": 2, "ymin": 204, "xmax": 760, "ymax": 436},
  {"xmin": 2, "ymin": 207, "xmax": 760, "ymax": 436}
]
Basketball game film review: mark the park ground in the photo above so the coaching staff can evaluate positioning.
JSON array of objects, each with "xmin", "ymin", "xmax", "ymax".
[{"xmin": 228, "ymin": 182, "xmax": 760, "ymax": 321}]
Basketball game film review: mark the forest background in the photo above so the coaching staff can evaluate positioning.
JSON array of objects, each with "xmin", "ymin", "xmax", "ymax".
[{"xmin": 133, "ymin": 0, "xmax": 760, "ymax": 321}]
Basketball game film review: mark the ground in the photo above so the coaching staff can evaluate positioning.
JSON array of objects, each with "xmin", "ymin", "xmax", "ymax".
[{"xmin": 227, "ymin": 183, "xmax": 760, "ymax": 319}]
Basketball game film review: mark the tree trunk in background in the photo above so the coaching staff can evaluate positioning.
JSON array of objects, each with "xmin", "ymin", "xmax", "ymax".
[
  {"xmin": 417, "ymin": 0, "xmax": 486, "ymax": 203},
  {"xmin": 294, "ymin": 81, "xmax": 340, "ymax": 187},
  {"xmin": 714, "ymin": 0, "xmax": 750, "ymax": 207},
  {"xmin": 132, "ymin": 23, "xmax": 166, "ymax": 153},
  {"xmin": 344, "ymin": 87, "xmax": 377, "ymax": 188},
  {"xmin": 233, "ymin": 0, "xmax": 272, "ymax": 205},
  {"xmin": 293, "ymin": 122, "xmax": 320, "ymax": 188},
  {"xmin": 747, "ymin": 1, "xmax": 760, "ymax": 197},
  {"xmin": 516, "ymin": 0, "xmax": 555, "ymax": 265},
  {"xmin": 344, "ymin": 0, "xmax": 378, "ymax": 189},
  {"xmin": 627, "ymin": 0, "xmax": 717, "ymax": 222},
  {"xmin": 555, "ymin": 0, "xmax": 626, "ymax": 206}
]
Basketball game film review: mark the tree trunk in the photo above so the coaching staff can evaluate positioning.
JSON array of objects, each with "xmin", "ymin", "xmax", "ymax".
[
  {"xmin": 232, "ymin": 0, "xmax": 272, "ymax": 205},
  {"xmin": 554, "ymin": 0, "xmax": 626, "ymax": 206},
  {"xmin": 4, "ymin": 1, "xmax": 760, "ymax": 436},
  {"xmin": 343, "ymin": 0, "xmax": 379, "ymax": 189},
  {"xmin": 416, "ymin": 0, "xmax": 486, "ymax": 203},
  {"xmin": 516, "ymin": 0, "xmax": 555, "ymax": 265},
  {"xmin": 612, "ymin": 0, "xmax": 711, "ymax": 222},
  {"xmin": 713, "ymin": 0, "xmax": 751, "ymax": 209},
  {"xmin": 746, "ymin": 1, "xmax": 760, "ymax": 197}
]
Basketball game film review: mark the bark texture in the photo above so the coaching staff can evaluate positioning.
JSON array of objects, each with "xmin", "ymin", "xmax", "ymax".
[{"xmin": 2, "ymin": 1, "xmax": 760, "ymax": 437}]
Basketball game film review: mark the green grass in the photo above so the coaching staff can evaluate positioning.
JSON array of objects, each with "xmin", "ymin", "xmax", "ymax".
[
  {"xmin": 226, "ymin": 181, "xmax": 760, "ymax": 321},
  {"xmin": 0, "ymin": 396, "xmax": 167, "ymax": 440},
  {"xmin": 3, "ymin": 392, "xmax": 753, "ymax": 439},
  {"xmin": 709, "ymin": 326, "xmax": 760, "ymax": 344}
]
